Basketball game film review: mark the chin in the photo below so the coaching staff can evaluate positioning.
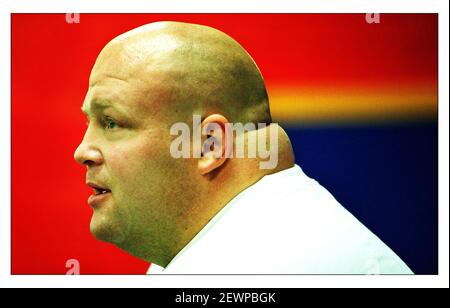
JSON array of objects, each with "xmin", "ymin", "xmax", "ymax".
[{"xmin": 90, "ymin": 213, "xmax": 125, "ymax": 245}]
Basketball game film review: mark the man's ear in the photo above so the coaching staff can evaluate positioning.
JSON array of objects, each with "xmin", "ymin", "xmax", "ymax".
[{"xmin": 198, "ymin": 114, "xmax": 229, "ymax": 175}]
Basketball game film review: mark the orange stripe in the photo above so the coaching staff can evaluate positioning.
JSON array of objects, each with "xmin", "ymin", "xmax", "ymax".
[{"xmin": 267, "ymin": 84, "xmax": 437, "ymax": 125}]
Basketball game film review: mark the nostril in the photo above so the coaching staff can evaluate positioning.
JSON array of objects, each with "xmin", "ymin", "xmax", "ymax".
[{"xmin": 84, "ymin": 160, "xmax": 95, "ymax": 166}]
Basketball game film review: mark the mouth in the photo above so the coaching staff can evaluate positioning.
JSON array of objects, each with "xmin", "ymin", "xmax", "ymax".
[
  {"xmin": 86, "ymin": 182, "xmax": 112, "ymax": 206},
  {"xmin": 93, "ymin": 187, "xmax": 111, "ymax": 196}
]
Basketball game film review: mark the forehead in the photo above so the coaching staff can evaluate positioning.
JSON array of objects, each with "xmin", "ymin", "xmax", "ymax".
[
  {"xmin": 83, "ymin": 75, "xmax": 177, "ymax": 132},
  {"xmin": 83, "ymin": 37, "xmax": 185, "ymax": 123},
  {"xmin": 82, "ymin": 77, "xmax": 131, "ymax": 112}
]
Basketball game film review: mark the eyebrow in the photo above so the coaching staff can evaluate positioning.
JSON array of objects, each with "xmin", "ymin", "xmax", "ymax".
[
  {"xmin": 81, "ymin": 99, "xmax": 127, "ymax": 118},
  {"xmin": 81, "ymin": 100, "xmax": 107, "ymax": 115}
]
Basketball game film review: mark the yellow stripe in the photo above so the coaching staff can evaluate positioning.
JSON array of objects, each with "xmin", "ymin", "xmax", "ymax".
[{"xmin": 268, "ymin": 86, "xmax": 437, "ymax": 125}]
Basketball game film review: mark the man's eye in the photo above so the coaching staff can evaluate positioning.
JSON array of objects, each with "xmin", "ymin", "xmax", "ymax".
[{"xmin": 105, "ymin": 117, "xmax": 119, "ymax": 130}]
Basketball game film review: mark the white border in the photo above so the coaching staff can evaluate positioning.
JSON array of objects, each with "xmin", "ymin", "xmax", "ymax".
[
  {"xmin": 1, "ymin": 0, "xmax": 448, "ymax": 288},
  {"xmin": 0, "ymin": 8, "xmax": 11, "ymax": 283},
  {"xmin": 0, "ymin": 0, "xmax": 446, "ymax": 13}
]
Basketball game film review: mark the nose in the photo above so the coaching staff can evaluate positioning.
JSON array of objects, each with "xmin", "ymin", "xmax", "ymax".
[{"xmin": 74, "ymin": 134, "xmax": 104, "ymax": 167}]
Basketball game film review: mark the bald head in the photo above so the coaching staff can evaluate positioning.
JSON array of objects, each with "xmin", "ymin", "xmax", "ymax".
[{"xmin": 90, "ymin": 21, "xmax": 271, "ymax": 126}]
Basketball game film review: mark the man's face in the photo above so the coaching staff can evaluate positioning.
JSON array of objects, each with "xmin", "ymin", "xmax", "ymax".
[{"xmin": 74, "ymin": 44, "xmax": 191, "ymax": 252}]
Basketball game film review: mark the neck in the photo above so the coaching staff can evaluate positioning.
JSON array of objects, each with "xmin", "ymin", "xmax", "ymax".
[{"xmin": 157, "ymin": 123, "xmax": 295, "ymax": 267}]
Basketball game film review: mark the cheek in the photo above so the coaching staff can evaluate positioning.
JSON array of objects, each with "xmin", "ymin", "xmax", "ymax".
[
  {"xmin": 107, "ymin": 145, "xmax": 154, "ymax": 181},
  {"xmin": 106, "ymin": 138, "xmax": 165, "ymax": 188},
  {"xmin": 107, "ymin": 148, "xmax": 131, "ymax": 178}
]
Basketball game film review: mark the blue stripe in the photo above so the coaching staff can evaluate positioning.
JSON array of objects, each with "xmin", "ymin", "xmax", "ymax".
[{"xmin": 284, "ymin": 121, "xmax": 438, "ymax": 274}]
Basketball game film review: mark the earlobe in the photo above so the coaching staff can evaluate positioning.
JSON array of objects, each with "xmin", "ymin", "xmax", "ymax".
[
  {"xmin": 198, "ymin": 153, "xmax": 227, "ymax": 175},
  {"xmin": 198, "ymin": 114, "xmax": 229, "ymax": 175}
]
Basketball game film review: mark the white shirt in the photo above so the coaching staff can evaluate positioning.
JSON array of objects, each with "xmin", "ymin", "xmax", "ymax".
[{"xmin": 148, "ymin": 164, "xmax": 413, "ymax": 274}]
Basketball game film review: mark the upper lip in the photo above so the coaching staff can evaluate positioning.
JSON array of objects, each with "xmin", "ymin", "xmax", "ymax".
[{"xmin": 86, "ymin": 181, "xmax": 111, "ymax": 195}]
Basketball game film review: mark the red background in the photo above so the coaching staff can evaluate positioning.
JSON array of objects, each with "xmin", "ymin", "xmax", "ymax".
[{"xmin": 12, "ymin": 14, "xmax": 437, "ymax": 274}]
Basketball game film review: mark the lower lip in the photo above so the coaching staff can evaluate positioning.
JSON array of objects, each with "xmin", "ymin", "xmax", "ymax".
[{"xmin": 88, "ymin": 192, "xmax": 112, "ymax": 207}]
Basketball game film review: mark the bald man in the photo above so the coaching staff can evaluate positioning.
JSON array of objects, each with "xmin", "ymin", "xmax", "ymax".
[{"xmin": 74, "ymin": 21, "xmax": 413, "ymax": 274}]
